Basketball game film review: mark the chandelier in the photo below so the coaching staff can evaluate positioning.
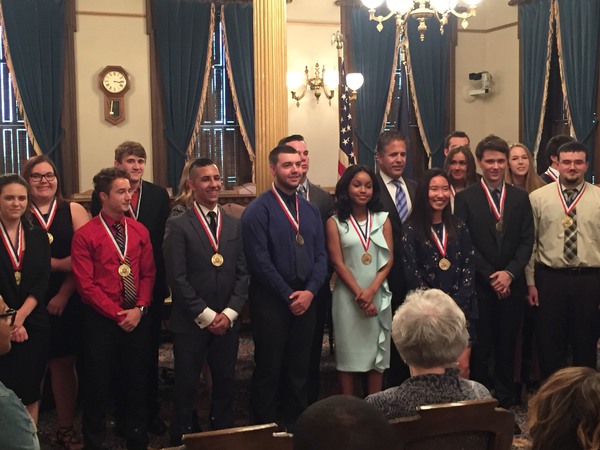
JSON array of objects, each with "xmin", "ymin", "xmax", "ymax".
[
  {"xmin": 359, "ymin": 0, "xmax": 481, "ymax": 40},
  {"xmin": 287, "ymin": 63, "xmax": 339, "ymax": 107}
]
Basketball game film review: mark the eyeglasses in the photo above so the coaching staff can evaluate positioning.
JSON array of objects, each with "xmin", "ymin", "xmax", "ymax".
[
  {"xmin": 0, "ymin": 309, "xmax": 16, "ymax": 326},
  {"xmin": 30, "ymin": 172, "xmax": 56, "ymax": 182}
]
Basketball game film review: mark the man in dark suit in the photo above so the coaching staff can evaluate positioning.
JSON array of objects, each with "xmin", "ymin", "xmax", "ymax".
[
  {"xmin": 374, "ymin": 130, "xmax": 416, "ymax": 388},
  {"xmin": 540, "ymin": 135, "xmax": 574, "ymax": 183},
  {"xmin": 163, "ymin": 158, "xmax": 248, "ymax": 445},
  {"xmin": 278, "ymin": 134, "xmax": 334, "ymax": 404},
  {"xmin": 454, "ymin": 135, "xmax": 534, "ymax": 408},
  {"xmin": 91, "ymin": 142, "xmax": 171, "ymax": 434}
]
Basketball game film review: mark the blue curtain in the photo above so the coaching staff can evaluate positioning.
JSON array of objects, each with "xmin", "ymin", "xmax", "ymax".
[
  {"xmin": 222, "ymin": 3, "xmax": 255, "ymax": 157},
  {"xmin": 1, "ymin": 0, "xmax": 66, "ymax": 172},
  {"xmin": 519, "ymin": 0, "xmax": 552, "ymax": 157},
  {"xmin": 152, "ymin": 0, "xmax": 212, "ymax": 191},
  {"xmin": 407, "ymin": 16, "xmax": 450, "ymax": 168},
  {"xmin": 351, "ymin": 9, "xmax": 398, "ymax": 169},
  {"xmin": 556, "ymin": 0, "xmax": 600, "ymax": 177}
]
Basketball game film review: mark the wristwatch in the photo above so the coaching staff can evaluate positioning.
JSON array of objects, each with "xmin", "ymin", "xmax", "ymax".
[{"xmin": 136, "ymin": 305, "xmax": 148, "ymax": 316}]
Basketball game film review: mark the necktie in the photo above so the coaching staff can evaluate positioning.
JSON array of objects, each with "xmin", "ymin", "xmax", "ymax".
[
  {"xmin": 392, "ymin": 179, "xmax": 409, "ymax": 223},
  {"xmin": 563, "ymin": 189, "xmax": 578, "ymax": 263},
  {"xmin": 207, "ymin": 211, "xmax": 217, "ymax": 239},
  {"xmin": 113, "ymin": 222, "xmax": 137, "ymax": 309},
  {"xmin": 492, "ymin": 189, "xmax": 501, "ymax": 210},
  {"xmin": 298, "ymin": 185, "xmax": 307, "ymax": 199}
]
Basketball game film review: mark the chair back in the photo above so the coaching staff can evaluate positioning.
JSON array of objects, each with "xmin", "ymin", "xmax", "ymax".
[
  {"xmin": 389, "ymin": 399, "xmax": 515, "ymax": 450},
  {"xmin": 181, "ymin": 423, "xmax": 293, "ymax": 450}
]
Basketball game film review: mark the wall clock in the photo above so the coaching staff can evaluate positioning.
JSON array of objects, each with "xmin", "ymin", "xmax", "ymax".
[{"xmin": 98, "ymin": 66, "xmax": 130, "ymax": 125}]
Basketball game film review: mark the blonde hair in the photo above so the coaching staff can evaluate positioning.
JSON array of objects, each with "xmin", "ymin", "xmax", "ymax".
[
  {"xmin": 505, "ymin": 143, "xmax": 546, "ymax": 194},
  {"xmin": 172, "ymin": 159, "xmax": 195, "ymax": 209}
]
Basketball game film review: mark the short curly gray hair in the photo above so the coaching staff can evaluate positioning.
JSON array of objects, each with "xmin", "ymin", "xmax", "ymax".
[{"xmin": 392, "ymin": 289, "xmax": 468, "ymax": 368}]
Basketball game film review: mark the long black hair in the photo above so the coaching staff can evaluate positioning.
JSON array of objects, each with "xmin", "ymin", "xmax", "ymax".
[{"xmin": 334, "ymin": 165, "xmax": 383, "ymax": 222}]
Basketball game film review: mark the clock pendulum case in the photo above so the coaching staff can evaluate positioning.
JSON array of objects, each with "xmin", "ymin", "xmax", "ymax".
[{"xmin": 98, "ymin": 66, "xmax": 130, "ymax": 125}]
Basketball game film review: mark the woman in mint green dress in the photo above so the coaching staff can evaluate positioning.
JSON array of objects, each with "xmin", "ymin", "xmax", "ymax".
[{"xmin": 326, "ymin": 165, "xmax": 393, "ymax": 396}]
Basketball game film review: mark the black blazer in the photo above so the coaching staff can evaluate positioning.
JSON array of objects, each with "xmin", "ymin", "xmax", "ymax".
[
  {"xmin": 92, "ymin": 180, "xmax": 170, "ymax": 300},
  {"xmin": 307, "ymin": 180, "xmax": 334, "ymax": 224},
  {"xmin": 163, "ymin": 208, "xmax": 248, "ymax": 335},
  {"xmin": 454, "ymin": 183, "xmax": 534, "ymax": 296}
]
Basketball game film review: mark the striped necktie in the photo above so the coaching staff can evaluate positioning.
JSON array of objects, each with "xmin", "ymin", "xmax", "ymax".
[
  {"xmin": 113, "ymin": 222, "xmax": 137, "ymax": 309},
  {"xmin": 392, "ymin": 179, "xmax": 409, "ymax": 223}
]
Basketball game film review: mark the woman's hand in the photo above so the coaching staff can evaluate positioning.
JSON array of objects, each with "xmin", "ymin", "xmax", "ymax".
[
  {"xmin": 11, "ymin": 325, "xmax": 28, "ymax": 342},
  {"xmin": 47, "ymin": 293, "xmax": 69, "ymax": 316}
]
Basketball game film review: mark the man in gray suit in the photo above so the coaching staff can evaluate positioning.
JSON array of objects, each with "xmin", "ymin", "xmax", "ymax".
[
  {"xmin": 163, "ymin": 158, "xmax": 248, "ymax": 445},
  {"xmin": 278, "ymin": 134, "xmax": 334, "ymax": 404}
]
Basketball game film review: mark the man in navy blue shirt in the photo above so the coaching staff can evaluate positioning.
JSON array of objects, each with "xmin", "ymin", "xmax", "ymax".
[{"xmin": 242, "ymin": 145, "xmax": 328, "ymax": 430}]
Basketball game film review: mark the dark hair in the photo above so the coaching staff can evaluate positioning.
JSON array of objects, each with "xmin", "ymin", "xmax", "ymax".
[
  {"xmin": 114, "ymin": 141, "xmax": 147, "ymax": 163},
  {"xmin": 21, "ymin": 154, "xmax": 64, "ymax": 204},
  {"xmin": 278, "ymin": 134, "xmax": 305, "ymax": 146},
  {"xmin": 0, "ymin": 174, "xmax": 32, "ymax": 225},
  {"xmin": 93, "ymin": 168, "xmax": 130, "ymax": 197},
  {"xmin": 545, "ymin": 134, "xmax": 574, "ymax": 164},
  {"xmin": 407, "ymin": 168, "xmax": 457, "ymax": 242},
  {"xmin": 475, "ymin": 134, "xmax": 509, "ymax": 160},
  {"xmin": 443, "ymin": 145, "xmax": 478, "ymax": 187},
  {"xmin": 294, "ymin": 395, "xmax": 395, "ymax": 450},
  {"xmin": 557, "ymin": 141, "xmax": 588, "ymax": 162},
  {"xmin": 268, "ymin": 145, "xmax": 299, "ymax": 165},
  {"xmin": 376, "ymin": 130, "xmax": 406, "ymax": 154},
  {"xmin": 188, "ymin": 157, "xmax": 216, "ymax": 179},
  {"xmin": 334, "ymin": 165, "xmax": 383, "ymax": 222},
  {"xmin": 444, "ymin": 131, "xmax": 470, "ymax": 150}
]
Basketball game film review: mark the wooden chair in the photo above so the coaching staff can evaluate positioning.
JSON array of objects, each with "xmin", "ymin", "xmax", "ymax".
[
  {"xmin": 389, "ymin": 399, "xmax": 515, "ymax": 450},
  {"xmin": 180, "ymin": 423, "xmax": 293, "ymax": 450}
]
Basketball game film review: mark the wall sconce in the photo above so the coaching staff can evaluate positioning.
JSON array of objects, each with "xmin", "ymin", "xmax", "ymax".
[
  {"xmin": 345, "ymin": 73, "xmax": 364, "ymax": 101},
  {"xmin": 287, "ymin": 62, "xmax": 338, "ymax": 107}
]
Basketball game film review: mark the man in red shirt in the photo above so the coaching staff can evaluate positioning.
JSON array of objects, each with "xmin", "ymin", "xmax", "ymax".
[{"xmin": 72, "ymin": 168, "xmax": 156, "ymax": 450}]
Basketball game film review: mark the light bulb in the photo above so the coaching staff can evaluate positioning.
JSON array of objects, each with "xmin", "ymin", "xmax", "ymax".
[
  {"xmin": 361, "ymin": 0, "xmax": 385, "ymax": 9},
  {"xmin": 386, "ymin": 0, "xmax": 413, "ymax": 14},
  {"xmin": 346, "ymin": 73, "xmax": 364, "ymax": 91},
  {"xmin": 286, "ymin": 72, "xmax": 304, "ymax": 90},
  {"xmin": 323, "ymin": 70, "xmax": 338, "ymax": 89}
]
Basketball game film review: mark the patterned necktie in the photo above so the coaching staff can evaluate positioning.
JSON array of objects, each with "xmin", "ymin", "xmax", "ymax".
[
  {"xmin": 492, "ymin": 189, "xmax": 501, "ymax": 210},
  {"xmin": 298, "ymin": 184, "xmax": 307, "ymax": 199},
  {"xmin": 392, "ymin": 179, "xmax": 409, "ymax": 223},
  {"xmin": 113, "ymin": 222, "xmax": 137, "ymax": 309},
  {"xmin": 563, "ymin": 189, "xmax": 578, "ymax": 263},
  {"xmin": 207, "ymin": 211, "xmax": 217, "ymax": 239}
]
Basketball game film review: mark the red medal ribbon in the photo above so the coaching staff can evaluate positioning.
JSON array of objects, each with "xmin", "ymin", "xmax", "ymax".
[
  {"xmin": 0, "ymin": 220, "xmax": 23, "ymax": 272},
  {"xmin": 271, "ymin": 183, "xmax": 300, "ymax": 234},
  {"xmin": 430, "ymin": 224, "xmax": 447, "ymax": 258},
  {"xmin": 349, "ymin": 212, "xmax": 372, "ymax": 253},
  {"xmin": 557, "ymin": 182, "xmax": 585, "ymax": 216},
  {"xmin": 128, "ymin": 182, "xmax": 143, "ymax": 220},
  {"xmin": 30, "ymin": 197, "xmax": 57, "ymax": 231},
  {"xmin": 544, "ymin": 168, "xmax": 558, "ymax": 182},
  {"xmin": 99, "ymin": 214, "xmax": 129, "ymax": 264},
  {"xmin": 193, "ymin": 202, "xmax": 222, "ymax": 253},
  {"xmin": 480, "ymin": 180, "xmax": 506, "ymax": 222}
]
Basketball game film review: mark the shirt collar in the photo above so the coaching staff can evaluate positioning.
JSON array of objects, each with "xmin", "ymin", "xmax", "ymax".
[
  {"xmin": 380, "ymin": 170, "xmax": 404, "ymax": 186},
  {"xmin": 197, "ymin": 203, "xmax": 219, "ymax": 216},
  {"xmin": 100, "ymin": 211, "xmax": 124, "ymax": 228},
  {"xmin": 561, "ymin": 181, "xmax": 585, "ymax": 193},
  {"xmin": 274, "ymin": 185, "xmax": 297, "ymax": 202}
]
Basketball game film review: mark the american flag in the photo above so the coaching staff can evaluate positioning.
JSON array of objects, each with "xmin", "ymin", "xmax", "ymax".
[{"xmin": 338, "ymin": 59, "xmax": 355, "ymax": 177}]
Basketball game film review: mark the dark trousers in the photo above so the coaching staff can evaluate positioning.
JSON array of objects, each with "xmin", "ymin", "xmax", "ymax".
[
  {"xmin": 82, "ymin": 309, "xmax": 151, "ymax": 450},
  {"xmin": 307, "ymin": 283, "xmax": 331, "ymax": 404},
  {"xmin": 249, "ymin": 283, "xmax": 316, "ymax": 426},
  {"xmin": 170, "ymin": 327, "xmax": 239, "ymax": 442},
  {"xmin": 470, "ymin": 291, "xmax": 523, "ymax": 408},
  {"xmin": 147, "ymin": 294, "xmax": 166, "ymax": 420},
  {"xmin": 535, "ymin": 267, "xmax": 600, "ymax": 379}
]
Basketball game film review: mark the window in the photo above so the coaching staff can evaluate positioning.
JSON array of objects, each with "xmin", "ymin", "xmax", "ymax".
[{"xmin": 189, "ymin": 12, "xmax": 253, "ymax": 190}]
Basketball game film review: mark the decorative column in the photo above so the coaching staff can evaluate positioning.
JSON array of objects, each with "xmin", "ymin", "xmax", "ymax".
[{"xmin": 254, "ymin": 0, "xmax": 288, "ymax": 194}]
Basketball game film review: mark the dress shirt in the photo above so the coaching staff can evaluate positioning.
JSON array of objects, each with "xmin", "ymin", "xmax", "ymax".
[
  {"xmin": 194, "ymin": 203, "xmax": 239, "ymax": 329},
  {"xmin": 544, "ymin": 166, "xmax": 559, "ymax": 181},
  {"xmin": 379, "ymin": 171, "xmax": 412, "ymax": 214},
  {"xmin": 72, "ymin": 213, "xmax": 156, "ymax": 322},
  {"xmin": 526, "ymin": 181, "xmax": 600, "ymax": 284},
  {"xmin": 297, "ymin": 180, "xmax": 309, "ymax": 200}
]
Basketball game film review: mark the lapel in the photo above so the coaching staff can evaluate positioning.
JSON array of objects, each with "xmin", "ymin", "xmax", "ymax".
[
  {"xmin": 134, "ymin": 180, "xmax": 150, "ymax": 223},
  {"xmin": 186, "ymin": 208, "xmax": 215, "ymax": 255},
  {"xmin": 473, "ymin": 184, "xmax": 502, "ymax": 246},
  {"xmin": 377, "ymin": 173, "xmax": 399, "ymax": 220}
]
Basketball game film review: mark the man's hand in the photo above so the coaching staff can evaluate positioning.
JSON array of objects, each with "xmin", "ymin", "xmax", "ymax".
[
  {"xmin": 527, "ymin": 285, "xmax": 539, "ymax": 307},
  {"xmin": 289, "ymin": 290, "xmax": 314, "ymax": 316},
  {"xmin": 490, "ymin": 271, "xmax": 512, "ymax": 298},
  {"xmin": 47, "ymin": 293, "xmax": 69, "ymax": 316},
  {"xmin": 207, "ymin": 313, "xmax": 231, "ymax": 335},
  {"xmin": 117, "ymin": 308, "xmax": 142, "ymax": 332}
]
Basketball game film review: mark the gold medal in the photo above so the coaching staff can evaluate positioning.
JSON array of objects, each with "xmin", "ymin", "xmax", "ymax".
[
  {"xmin": 211, "ymin": 253, "xmax": 224, "ymax": 267},
  {"xmin": 361, "ymin": 252, "xmax": 372, "ymax": 265},
  {"xmin": 14, "ymin": 271, "xmax": 21, "ymax": 285},
  {"xmin": 47, "ymin": 232, "xmax": 53, "ymax": 244},
  {"xmin": 495, "ymin": 221, "xmax": 503, "ymax": 232},
  {"xmin": 296, "ymin": 233, "xmax": 304, "ymax": 246},
  {"xmin": 118, "ymin": 264, "xmax": 131, "ymax": 278},
  {"xmin": 438, "ymin": 257, "xmax": 451, "ymax": 271},
  {"xmin": 562, "ymin": 216, "xmax": 574, "ymax": 228}
]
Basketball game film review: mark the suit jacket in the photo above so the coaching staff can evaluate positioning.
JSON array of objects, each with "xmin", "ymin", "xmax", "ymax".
[
  {"xmin": 163, "ymin": 208, "xmax": 248, "ymax": 335},
  {"xmin": 376, "ymin": 173, "xmax": 416, "ymax": 306},
  {"xmin": 306, "ymin": 180, "xmax": 334, "ymax": 225},
  {"xmin": 454, "ymin": 183, "xmax": 534, "ymax": 297},
  {"xmin": 92, "ymin": 180, "xmax": 170, "ymax": 300}
]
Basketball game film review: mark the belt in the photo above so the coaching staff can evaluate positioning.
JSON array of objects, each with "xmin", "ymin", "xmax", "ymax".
[{"xmin": 536, "ymin": 264, "xmax": 600, "ymax": 275}]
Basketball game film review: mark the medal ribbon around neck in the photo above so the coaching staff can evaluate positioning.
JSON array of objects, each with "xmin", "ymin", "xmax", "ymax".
[
  {"xmin": 30, "ymin": 197, "xmax": 57, "ymax": 231},
  {"xmin": 450, "ymin": 185, "xmax": 456, "ymax": 198},
  {"xmin": 271, "ymin": 183, "xmax": 300, "ymax": 234},
  {"xmin": 349, "ymin": 212, "xmax": 373, "ymax": 253},
  {"xmin": 430, "ymin": 224, "xmax": 448, "ymax": 258},
  {"xmin": 557, "ymin": 182, "xmax": 586, "ymax": 216},
  {"xmin": 128, "ymin": 182, "xmax": 143, "ymax": 220},
  {"xmin": 545, "ymin": 169, "xmax": 558, "ymax": 182},
  {"xmin": 99, "ymin": 214, "xmax": 129, "ymax": 264},
  {"xmin": 193, "ymin": 202, "xmax": 222, "ymax": 253},
  {"xmin": 0, "ymin": 220, "xmax": 23, "ymax": 272},
  {"xmin": 480, "ymin": 179, "xmax": 506, "ymax": 222}
]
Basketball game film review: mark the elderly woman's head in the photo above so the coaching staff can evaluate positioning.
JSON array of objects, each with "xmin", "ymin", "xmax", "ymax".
[{"xmin": 392, "ymin": 289, "xmax": 468, "ymax": 369}]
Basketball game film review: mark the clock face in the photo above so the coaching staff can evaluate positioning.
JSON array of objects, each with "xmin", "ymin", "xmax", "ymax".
[{"xmin": 102, "ymin": 70, "xmax": 127, "ymax": 94}]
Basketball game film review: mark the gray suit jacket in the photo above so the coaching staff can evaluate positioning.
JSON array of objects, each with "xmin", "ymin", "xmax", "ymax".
[
  {"xmin": 163, "ymin": 208, "xmax": 249, "ymax": 335},
  {"xmin": 307, "ymin": 180, "xmax": 334, "ymax": 224}
]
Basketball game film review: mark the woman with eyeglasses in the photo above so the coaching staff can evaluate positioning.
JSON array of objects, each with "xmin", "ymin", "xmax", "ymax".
[
  {"xmin": 21, "ymin": 156, "xmax": 89, "ymax": 448},
  {"xmin": 0, "ymin": 173, "xmax": 51, "ymax": 427}
]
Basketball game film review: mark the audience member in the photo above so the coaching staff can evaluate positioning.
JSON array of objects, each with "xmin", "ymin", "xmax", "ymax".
[
  {"xmin": 326, "ymin": 165, "xmax": 393, "ymax": 395},
  {"xmin": 528, "ymin": 367, "xmax": 600, "ymax": 450},
  {"xmin": 72, "ymin": 168, "xmax": 155, "ymax": 450},
  {"xmin": 443, "ymin": 130, "xmax": 471, "ymax": 157},
  {"xmin": 170, "ymin": 158, "xmax": 196, "ymax": 217},
  {"xmin": 401, "ymin": 168, "xmax": 477, "ymax": 378},
  {"xmin": 365, "ymin": 289, "xmax": 491, "ymax": 420},
  {"xmin": 22, "ymin": 155, "xmax": 89, "ymax": 450},
  {"xmin": 505, "ymin": 143, "xmax": 545, "ymax": 193},
  {"xmin": 242, "ymin": 145, "xmax": 328, "ymax": 429},
  {"xmin": 164, "ymin": 158, "xmax": 248, "ymax": 444},
  {"xmin": 0, "ymin": 174, "xmax": 50, "ymax": 424},
  {"xmin": 454, "ymin": 135, "xmax": 534, "ymax": 408},
  {"xmin": 444, "ymin": 145, "xmax": 478, "ymax": 207},
  {"xmin": 294, "ymin": 395, "xmax": 395, "ymax": 450},
  {"xmin": 540, "ymin": 135, "xmax": 574, "ymax": 183}
]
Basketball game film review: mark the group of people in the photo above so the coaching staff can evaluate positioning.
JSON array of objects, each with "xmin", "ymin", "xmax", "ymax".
[{"xmin": 0, "ymin": 128, "xmax": 598, "ymax": 449}]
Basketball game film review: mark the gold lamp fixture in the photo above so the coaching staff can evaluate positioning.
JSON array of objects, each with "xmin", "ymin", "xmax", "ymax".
[
  {"xmin": 360, "ymin": 0, "xmax": 481, "ymax": 40},
  {"xmin": 287, "ymin": 63, "xmax": 338, "ymax": 107}
]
